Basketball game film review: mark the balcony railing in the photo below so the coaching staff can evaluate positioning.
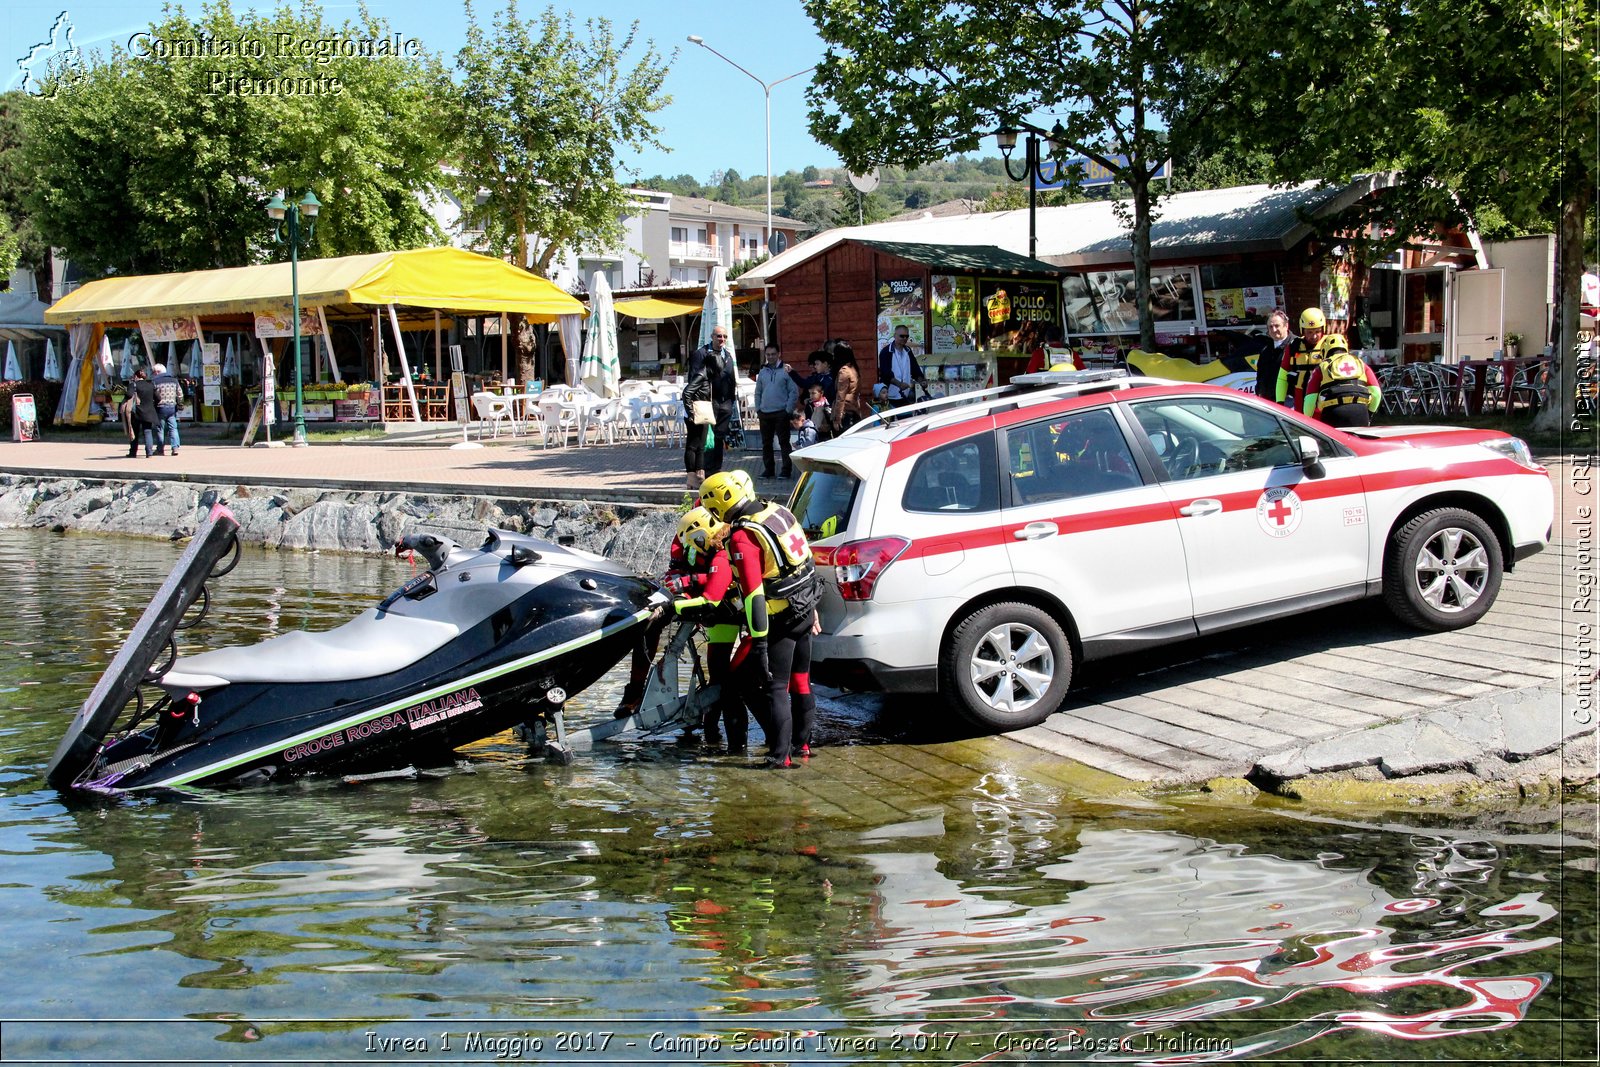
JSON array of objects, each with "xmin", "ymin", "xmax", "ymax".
[{"xmin": 669, "ymin": 241, "xmax": 719, "ymax": 261}]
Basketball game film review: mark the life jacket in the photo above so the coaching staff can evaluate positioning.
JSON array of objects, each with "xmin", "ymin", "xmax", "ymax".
[
  {"xmin": 733, "ymin": 502, "xmax": 820, "ymax": 618},
  {"xmin": 1313, "ymin": 352, "xmax": 1372, "ymax": 411}
]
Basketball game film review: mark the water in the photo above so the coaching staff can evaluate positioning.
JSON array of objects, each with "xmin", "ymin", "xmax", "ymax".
[{"xmin": 0, "ymin": 528, "xmax": 1594, "ymax": 1064}]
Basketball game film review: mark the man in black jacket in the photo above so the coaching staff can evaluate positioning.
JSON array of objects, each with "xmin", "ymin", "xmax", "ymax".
[
  {"xmin": 875, "ymin": 326, "xmax": 925, "ymax": 408},
  {"xmin": 682, "ymin": 327, "xmax": 739, "ymax": 487},
  {"xmin": 1254, "ymin": 309, "xmax": 1294, "ymax": 401},
  {"xmin": 125, "ymin": 370, "xmax": 158, "ymax": 458}
]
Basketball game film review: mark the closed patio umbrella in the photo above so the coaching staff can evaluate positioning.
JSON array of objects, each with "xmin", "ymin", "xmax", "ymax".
[
  {"xmin": 2, "ymin": 340, "xmax": 20, "ymax": 381},
  {"xmin": 42, "ymin": 339, "xmax": 62, "ymax": 382},
  {"xmin": 699, "ymin": 265, "xmax": 734, "ymax": 353},
  {"xmin": 579, "ymin": 272, "xmax": 620, "ymax": 398}
]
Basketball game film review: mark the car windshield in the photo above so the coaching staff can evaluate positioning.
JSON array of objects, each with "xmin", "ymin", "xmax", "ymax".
[{"xmin": 790, "ymin": 467, "xmax": 860, "ymax": 541}]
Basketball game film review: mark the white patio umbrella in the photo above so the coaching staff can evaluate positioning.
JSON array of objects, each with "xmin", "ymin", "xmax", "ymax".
[
  {"xmin": 42, "ymin": 338, "xmax": 62, "ymax": 382},
  {"xmin": 187, "ymin": 339, "xmax": 203, "ymax": 377},
  {"xmin": 2, "ymin": 340, "xmax": 20, "ymax": 381},
  {"xmin": 579, "ymin": 272, "xmax": 620, "ymax": 398},
  {"xmin": 222, "ymin": 337, "xmax": 239, "ymax": 379},
  {"xmin": 118, "ymin": 337, "xmax": 135, "ymax": 378},
  {"xmin": 557, "ymin": 313, "xmax": 583, "ymax": 387},
  {"xmin": 699, "ymin": 264, "xmax": 734, "ymax": 352}
]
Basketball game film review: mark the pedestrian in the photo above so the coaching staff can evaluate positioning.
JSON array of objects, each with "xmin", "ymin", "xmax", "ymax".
[
  {"xmin": 1275, "ymin": 307, "xmax": 1329, "ymax": 410},
  {"xmin": 1302, "ymin": 342, "xmax": 1382, "ymax": 427},
  {"xmin": 831, "ymin": 347, "xmax": 864, "ymax": 429},
  {"xmin": 875, "ymin": 327, "xmax": 926, "ymax": 408},
  {"xmin": 125, "ymin": 369, "xmax": 158, "ymax": 458},
  {"xmin": 1255, "ymin": 309, "xmax": 1295, "ymax": 400},
  {"xmin": 790, "ymin": 408, "xmax": 818, "ymax": 449},
  {"xmin": 698, "ymin": 470, "xmax": 823, "ymax": 769},
  {"xmin": 803, "ymin": 351, "xmax": 835, "ymax": 405},
  {"xmin": 682, "ymin": 327, "xmax": 739, "ymax": 489},
  {"xmin": 754, "ymin": 344, "xmax": 798, "ymax": 480},
  {"xmin": 661, "ymin": 504, "xmax": 752, "ymax": 752},
  {"xmin": 807, "ymin": 383, "xmax": 835, "ymax": 440},
  {"xmin": 150, "ymin": 362, "xmax": 185, "ymax": 456},
  {"xmin": 1024, "ymin": 324, "xmax": 1083, "ymax": 375}
]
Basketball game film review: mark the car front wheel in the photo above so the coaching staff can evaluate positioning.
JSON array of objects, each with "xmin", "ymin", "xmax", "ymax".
[
  {"xmin": 941, "ymin": 602, "xmax": 1072, "ymax": 731},
  {"xmin": 1383, "ymin": 507, "xmax": 1503, "ymax": 630}
]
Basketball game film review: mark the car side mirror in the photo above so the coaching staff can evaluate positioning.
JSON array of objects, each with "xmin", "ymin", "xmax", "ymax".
[{"xmin": 1296, "ymin": 435, "xmax": 1325, "ymax": 477}]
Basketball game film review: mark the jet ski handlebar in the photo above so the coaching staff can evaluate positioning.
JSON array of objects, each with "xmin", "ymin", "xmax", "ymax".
[{"xmin": 394, "ymin": 532, "xmax": 456, "ymax": 572}]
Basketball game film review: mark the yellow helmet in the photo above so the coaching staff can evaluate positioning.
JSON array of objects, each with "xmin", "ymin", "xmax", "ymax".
[
  {"xmin": 698, "ymin": 469, "xmax": 755, "ymax": 522},
  {"xmin": 1299, "ymin": 307, "xmax": 1327, "ymax": 331},
  {"xmin": 675, "ymin": 506, "xmax": 722, "ymax": 556},
  {"xmin": 1315, "ymin": 332, "xmax": 1348, "ymax": 354}
]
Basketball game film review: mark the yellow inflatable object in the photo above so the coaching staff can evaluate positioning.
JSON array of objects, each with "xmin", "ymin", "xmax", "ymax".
[{"xmin": 1125, "ymin": 348, "xmax": 1257, "ymax": 383}]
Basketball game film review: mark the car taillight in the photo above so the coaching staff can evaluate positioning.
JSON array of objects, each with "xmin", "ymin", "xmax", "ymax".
[
  {"xmin": 811, "ymin": 545, "xmax": 834, "ymax": 566},
  {"xmin": 833, "ymin": 536, "xmax": 909, "ymax": 601}
]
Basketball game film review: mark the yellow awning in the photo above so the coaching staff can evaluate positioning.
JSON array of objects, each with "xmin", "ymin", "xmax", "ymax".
[
  {"xmin": 613, "ymin": 296, "xmax": 703, "ymax": 318},
  {"xmin": 45, "ymin": 247, "xmax": 585, "ymax": 325}
]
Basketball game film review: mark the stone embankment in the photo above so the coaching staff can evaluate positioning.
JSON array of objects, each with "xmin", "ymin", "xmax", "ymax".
[{"xmin": 0, "ymin": 473, "xmax": 680, "ymax": 576}]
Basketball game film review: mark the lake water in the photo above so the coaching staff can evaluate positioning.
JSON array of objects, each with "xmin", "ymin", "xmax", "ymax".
[{"xmin": 1, "ymin": 528, "xmax": 1593, "ymax": 1064}]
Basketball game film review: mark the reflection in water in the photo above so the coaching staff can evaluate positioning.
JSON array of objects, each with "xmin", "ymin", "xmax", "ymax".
[{"xmin": 0, "ymin": 529, "xmax": 1592, "ymax": 1062}]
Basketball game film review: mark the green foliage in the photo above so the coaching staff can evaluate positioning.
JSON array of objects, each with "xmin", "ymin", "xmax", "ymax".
[
  {"xmin": 803, "ymin": 0, "xmax": 1191, "ymax": 347},
  {"xmin": 0, "ymin": 93, "xmax": 48, "ymax": 275},
  {"xmin": 454, "ymin": 1, "xmax": 673, "ymax": 276},
  {"xmin": 19, "ymin": 2, "xmax": 451, "ymax": 277}
]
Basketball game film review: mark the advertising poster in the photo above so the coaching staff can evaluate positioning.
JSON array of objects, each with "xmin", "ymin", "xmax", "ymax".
[
  {"xmin": 1204, "ymin": 285, "xmax": 1285, "ymax": 327},
  {"xmin": 876, "ymin": 277, "xmax": 925, "ymax": 352},
  {"xmin": 976, "ymin": 277, "xmax": 1061, "ymax": 352},
  {"xmin": 1321, "ymin": 262, "xmax": 1353, "ymax": 323},
  {"xmin": 11, "ymin": 393, "xmax": 38, "ymax": 442},
  {"xmin": 929, "ymin": 275, "xmax": 977, "ymax": 353},
  {"xmin": 138, "ymin": 318, "xmax": 198, "ymax": 346},
  {"xmin": 254, "ymin": 306, "xmax": 324, "ymax": 339},
  {"xmin": 1072, "ymin": 267, "xmax": 1203, "ymax": 335},
  {"xmin": 200, "ymin": 342, "xmax": 223, "ymax": 407}
]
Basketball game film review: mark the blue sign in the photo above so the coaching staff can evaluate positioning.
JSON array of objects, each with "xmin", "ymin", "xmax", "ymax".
[{"xmin": 1033, "ymin": 154, "xmax": 1170, "ymax": 190}]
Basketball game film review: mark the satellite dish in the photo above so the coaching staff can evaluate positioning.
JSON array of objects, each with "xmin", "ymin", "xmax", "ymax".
[{"xmin": 848, "ymin": 168, "xmax": 881, "ymax": 193}]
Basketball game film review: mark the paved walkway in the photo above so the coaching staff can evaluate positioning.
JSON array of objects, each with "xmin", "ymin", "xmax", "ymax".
[{"xmin": 0, "ymin": 424, "xmax": 796, "ymax": 505}]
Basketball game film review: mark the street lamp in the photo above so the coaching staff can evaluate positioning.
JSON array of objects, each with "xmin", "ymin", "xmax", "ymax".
[
  {"xmin": 997, "ymin": 122, "xmax": 1066, "ymax": 261},
  {"xmin": 266, "ymin": 189, "xmax": 321, "ymax": 447},
  {"xmin": 687, "ymin": 34, "xmax": 813, "ymax": 327}
]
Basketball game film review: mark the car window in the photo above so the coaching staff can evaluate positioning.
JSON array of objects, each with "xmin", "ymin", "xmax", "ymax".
[
  {"xmin": 1133, "ymin": 398, "xmax": 1298, "ymax": 480},
  {"xmin": 902, "ymin": 433, "xmax": 999, "ymax": 513},
  {"xmin": 791, "ymin": 466, "xmax": 860, "ymax": 539},
  {"xmin": 1006, "ymin": 407, "xmax": 1142, "ymax": 505}
]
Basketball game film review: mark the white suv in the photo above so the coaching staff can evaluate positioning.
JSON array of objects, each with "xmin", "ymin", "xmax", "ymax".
[{"xmin": 787, "ymin": 371, "xmax": 1553, "ymax": 731}]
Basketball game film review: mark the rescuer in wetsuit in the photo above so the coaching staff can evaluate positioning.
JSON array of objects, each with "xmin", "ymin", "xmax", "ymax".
[
  {"xmin": 1302, "ymin": 343, "xmax": 1383, "ymax": 428},
  {"xmin": 1275, "ymin": 307, "xmax": 1330, "ymax": 410},
  {"xmin": 663, "ymin": 505, "xmax": 751, "ymax": 752},
  {"xmin": 698, "ymin": 470, "xmax": 822, "ymax": 768}
]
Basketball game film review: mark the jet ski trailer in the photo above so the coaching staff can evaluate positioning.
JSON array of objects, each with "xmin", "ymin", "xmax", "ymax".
[{"xmin": 46, "ymin": 503, "xmax": 712, "ymax": 793}]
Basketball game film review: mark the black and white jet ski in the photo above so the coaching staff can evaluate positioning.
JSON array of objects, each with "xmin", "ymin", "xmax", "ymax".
[{"xmin": 46, "ymin": 503, "xmax": 701, "ymax": 793}]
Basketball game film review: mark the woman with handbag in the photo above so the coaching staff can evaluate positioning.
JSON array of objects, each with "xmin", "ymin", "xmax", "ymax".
[{"xmin": 682, "ymin": 328, "xmax": 738, "ymax": 488}]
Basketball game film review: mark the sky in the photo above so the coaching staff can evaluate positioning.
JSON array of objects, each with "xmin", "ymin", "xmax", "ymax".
[{"xmin": 1, "ymin": 0, "xmax": 843, "ymax": 185}]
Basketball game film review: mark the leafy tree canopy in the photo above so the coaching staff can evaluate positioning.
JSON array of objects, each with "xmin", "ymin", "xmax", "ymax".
[
  {"xmin": 20, "ymin": 1, "xmax": 452, "ymax": 278},
  {"xmin": 804, "ymin": 0, "xmax": 1193, "ymax": 347},
  {"xmin": 454, "ymin": 1, "xmax": 672, "ymax": 276}
]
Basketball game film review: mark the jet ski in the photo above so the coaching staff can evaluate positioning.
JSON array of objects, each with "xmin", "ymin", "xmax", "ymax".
[{"xmin": 46, "ymin": 503, "xmax": 698, "ymax": 793}]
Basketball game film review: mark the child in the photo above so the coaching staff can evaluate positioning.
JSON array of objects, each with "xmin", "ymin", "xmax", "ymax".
[
  {"xmin": 806, "ymin": 383, "xmax": 834, "ymax": 440},
  {"xmin": 790, "ymin": 408, "xmax": 818, "ymax": 449}
]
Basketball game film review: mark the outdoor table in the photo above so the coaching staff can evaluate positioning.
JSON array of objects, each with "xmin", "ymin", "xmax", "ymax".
[{"xmin": 1456, "ymin": 358, "xmax": 1532, "ymax": 416}]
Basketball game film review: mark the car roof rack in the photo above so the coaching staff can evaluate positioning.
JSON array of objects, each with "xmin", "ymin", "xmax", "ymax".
[{"xmin": 843, "ymin": 368, "xmax": 1154, "ymax": 438}]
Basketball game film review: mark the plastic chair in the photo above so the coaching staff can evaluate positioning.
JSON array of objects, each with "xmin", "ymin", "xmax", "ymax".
[
  {"xmin": 586, "ymin": 398, "xmax": 624, "ymax": 445},
  {"xmin": 471, "ymin": 392, "xmax": 517, "ymax": 439},
  {"xmin": 538, "ymin": 395, "xmax": 578, "ymax": 448}
]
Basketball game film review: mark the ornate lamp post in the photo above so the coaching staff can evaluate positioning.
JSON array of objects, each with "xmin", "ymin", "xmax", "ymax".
[
  {"xmin": 266, "ymin": 190, "xmax": 321, "ymax": 447},
  {"xmin": 997, "ymin": 123, "xmax": 1066, "ymax": 261}
]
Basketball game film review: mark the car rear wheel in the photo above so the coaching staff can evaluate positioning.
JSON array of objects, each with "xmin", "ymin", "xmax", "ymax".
[
  {"xmin": 941, "ymin": 602, "xmax": 1072, "ymax": 731},
  {"xmin": 1383, "ymin": 507, "xmax": 1503, "ymax": 630}
]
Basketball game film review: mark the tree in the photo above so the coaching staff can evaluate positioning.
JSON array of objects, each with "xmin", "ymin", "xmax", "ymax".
[
  {"xmin": 0, "ymin": 93, "xmax": 48, "ymax": 280},
  {"xmin": 1175, "ymin": 0, "xmax": 1597, "ymax": 430},
  {"xmin": 802, "ymin": 164, "xmax": 820, "ymax": 182},
  {"xmin": 806, "ymin": 0, "xmax": 1193, "ymax": 348},
  {"xmin": 20, "ymin": 2, "xmax": 451, "ymax": 277},
  {"xmin": 454, "ymin": 1, "xmax": 671, "ymax": 275}
]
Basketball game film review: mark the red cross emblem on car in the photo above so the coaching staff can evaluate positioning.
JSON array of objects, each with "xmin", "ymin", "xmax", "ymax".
[{"xmin": 1256, "ymin": 487, "xmax": 1303, "ymax": 538}]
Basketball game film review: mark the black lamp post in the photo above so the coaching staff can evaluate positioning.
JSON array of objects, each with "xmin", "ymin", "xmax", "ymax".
[
  {"xmin": 266, "ymin": 190, "xmax": 321, "ymax": 447},
  {"xmin": 997, "ymin": 123, "xmax": 1066, "ymax": 261}
]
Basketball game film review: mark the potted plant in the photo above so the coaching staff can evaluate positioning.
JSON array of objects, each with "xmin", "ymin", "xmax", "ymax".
[{"xmin": 1504, "ymin": 332, "xmax": 1522, "ymax": 359}]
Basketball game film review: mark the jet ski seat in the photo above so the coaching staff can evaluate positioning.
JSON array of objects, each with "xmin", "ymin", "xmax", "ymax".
[{"xmin": 160, "ymin": 609, "xmax": 460, "ymax": 691}]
